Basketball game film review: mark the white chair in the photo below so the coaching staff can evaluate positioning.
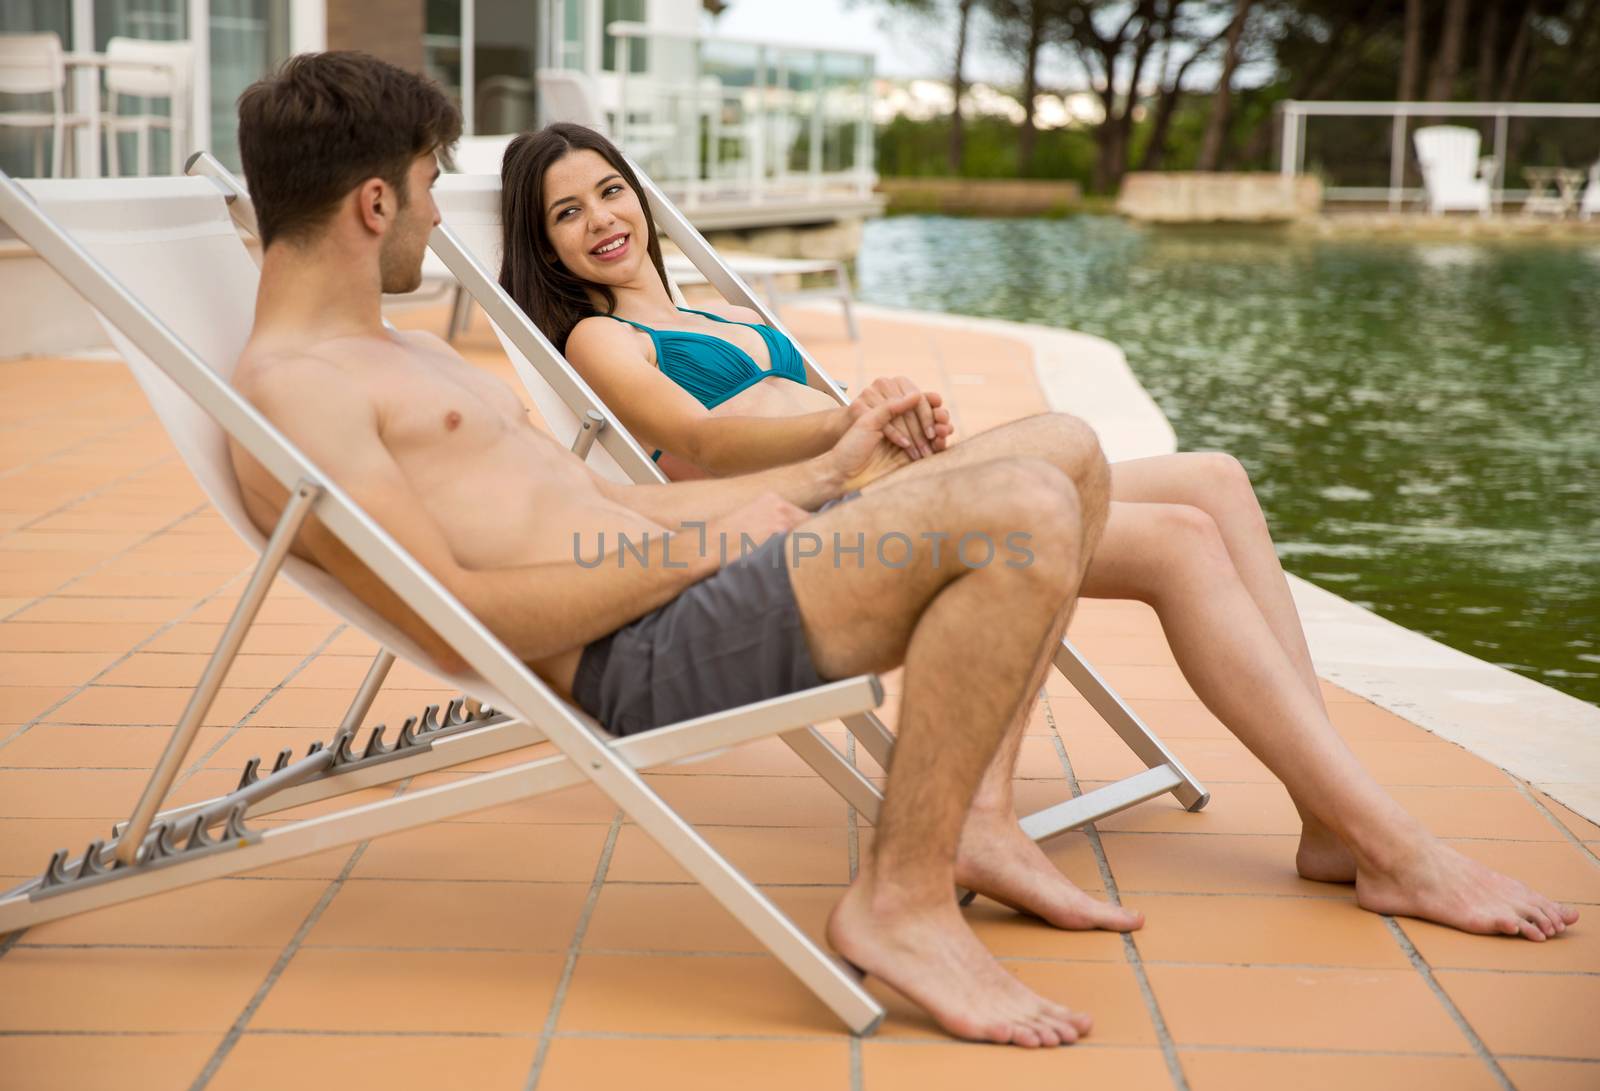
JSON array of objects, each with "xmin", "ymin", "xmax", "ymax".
[
  {"xmin": 102, "ymin": 37, "xmax": 193, "ymax": 176},
  {"xmin": 536, "ymin": 68, "xmax": 610, "ymax": 133},
  {"xmin": 0, "ymin": 163, "xmax": 889, "ymax": 1034},
  {"xmin": 0, "ymin": 33, "xmax": 88, "ymax": 178},
  {"xmin": 1582, "ymin": 159, "xmax": 1600, "ymax": 222},
  {"xmin": 1413, "ymin": 125, "xmax": 1495, "ymax": 216}
]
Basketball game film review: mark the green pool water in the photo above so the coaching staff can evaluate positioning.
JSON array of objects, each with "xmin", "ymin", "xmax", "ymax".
[{"xmin": 856, "ymin": 215, "xmax": 1600, "ymax": 706}]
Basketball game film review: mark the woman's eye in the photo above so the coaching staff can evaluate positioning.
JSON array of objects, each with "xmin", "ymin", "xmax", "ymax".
[{"xmin": 604, "ymin": 184, "xmax": 623, "ymax": 197}]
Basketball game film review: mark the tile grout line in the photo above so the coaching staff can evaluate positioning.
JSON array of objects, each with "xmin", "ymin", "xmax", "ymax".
[
  {"xmin": 0, "ymin": 417, "xmax": 150, "ymax": 485},
  {"xmin": 1380, "ymin": 916, "xmax": 1516, "ymax": 1091},
  {"xmin": 169, "ymin": 625, "xmax": 350, "ymax": 790},
  {"xmin": 0, "ymin": 452, "xmax": 180, "ymax": 548},
  {"xmin": 1506, "ymin": 778, "xmax": 1600, "ymax": 869},
  {"xmin": 1045, "ymin": 693, "xmax": 1190, "ymax": 1091},
  {"xmin": 186, "ymin": 779, "xmax": 411, "ymax": 1091},
  {"xmin": 0, "ymin": 512, "xmax": 240, "ymax": 756},
  {"xmin": 521, "ymin": 811, "xmax": 624, "ymax": 1091}
]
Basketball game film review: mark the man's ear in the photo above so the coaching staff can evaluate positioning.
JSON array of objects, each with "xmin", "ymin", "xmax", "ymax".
[{"xmin": 355, "ymin": 177, "xmax": 390, "ymax": 236}]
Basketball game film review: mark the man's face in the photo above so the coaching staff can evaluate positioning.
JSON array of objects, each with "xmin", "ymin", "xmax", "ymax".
[{"xmin": 377, "ymin": 153, "xmax": 442, "ymax": 295}]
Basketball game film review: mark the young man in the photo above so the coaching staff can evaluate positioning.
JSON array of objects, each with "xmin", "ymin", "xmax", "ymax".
[
  {"xmin": 229, "ymin": 51, "xmax": 1112, "ymax": 1048},
  {"xmin": 227, "ymin": 52, "xmax": 1574, "ymax": 1048}
]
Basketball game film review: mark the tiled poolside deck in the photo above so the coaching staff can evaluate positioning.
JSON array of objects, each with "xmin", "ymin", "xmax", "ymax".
[{"xmin": 0, "ymin": 304, "xmax": 1596, "ymax": 1091}]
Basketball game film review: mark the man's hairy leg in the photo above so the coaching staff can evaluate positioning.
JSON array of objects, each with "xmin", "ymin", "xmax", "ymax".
[
  {"xmin": 864, "ymin": 413, "xmax": 1143, "ymax": 931},
  {"xmin": 789, "ymin": 458, "xmax": 1095, "ymax": 1046},
  {"xmin": 1083, "ymin": 498, "xmax": 1576, "ymax": 941}
]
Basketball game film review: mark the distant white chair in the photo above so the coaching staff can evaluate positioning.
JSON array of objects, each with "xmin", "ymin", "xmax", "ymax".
[
  {"xmin": 536, "ymin": 69, "xmax": 610, "ymax": 134},
  {"xmin": 1413, "ymin": 125, "xmax": 1496, "ymax": 216},
  {"xmin": 1582, "ymin": 159, "xmax": 1600, "ymax": 222},
  {"xmin": 101, "ymin": 37, "xmax": 193, "ymax": 177},
  {"xmin": 0, "ymin": 33, "xmax": 88, "ymax": 178}
]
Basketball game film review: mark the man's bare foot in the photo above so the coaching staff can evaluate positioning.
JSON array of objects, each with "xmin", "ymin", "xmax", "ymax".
[
  {"xmin": 827, "ymin": 878, "xmax": 1093, "ymax": 1047},
  {"xmin": 1296, "ymin": 824, "xmax": 1358, "ymax": 883},
  {"xmin": 956, "ymin": 812, "xmax": 1143, "ymax": 932},
  {"xmin": 1356, "ymin": 837, "xmax": 1580, "ymax": 941}
]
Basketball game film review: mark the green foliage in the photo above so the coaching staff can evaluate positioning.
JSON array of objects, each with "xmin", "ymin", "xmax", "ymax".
[{"xmin": 876, "ymin": 115, "xmax": 1097, "ymax": 184}]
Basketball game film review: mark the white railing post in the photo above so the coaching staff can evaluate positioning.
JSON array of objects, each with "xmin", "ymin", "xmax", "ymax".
[
  {"xmin": 1492, "ymin": 108, "xmax": 1508, "ymax": 211},
  {"xmin": 1280, "ymin": 101, "xmax": 1298, "ymax": 180},
  {"xmin": 1389, "ymin": 107, "xmax": 1407, "ymax": 211},
  {"xmin": 809, "ymin": 51, "xmax": 824, "ymax": 198}
]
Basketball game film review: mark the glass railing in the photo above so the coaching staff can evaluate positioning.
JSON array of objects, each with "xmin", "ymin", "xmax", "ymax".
[{"xmin": 597, "ymin": 21, "xmax": 874, "ymax": 209}]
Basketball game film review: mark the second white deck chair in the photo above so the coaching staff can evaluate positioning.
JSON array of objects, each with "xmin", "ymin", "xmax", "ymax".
[
  {"xmin": 1414, "ymin": 125, "xmax": 1495, "ymax": 216},
  {"xmin": 402, "ymin": 167, "xmax": 1212, "ymax": 844},
  {"xmin": 0, "ymin": 168, "xmax": 891, "ymax": 1035}
]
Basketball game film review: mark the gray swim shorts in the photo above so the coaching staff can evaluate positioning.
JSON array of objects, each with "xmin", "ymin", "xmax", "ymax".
[{"xmin": 572, "ymin": 494, "xmax": 859, "ymax": 736}]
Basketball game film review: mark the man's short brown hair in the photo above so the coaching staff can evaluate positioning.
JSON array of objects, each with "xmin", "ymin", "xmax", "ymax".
[{"xmin": 237, "ymin": 51, "xmax": 460, "ymax": 248}]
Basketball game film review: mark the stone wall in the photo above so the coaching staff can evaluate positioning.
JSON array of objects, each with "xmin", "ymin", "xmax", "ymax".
[{"xmin": 1117, "ymin": 172, "xmax": 1322, "ymax": 223}]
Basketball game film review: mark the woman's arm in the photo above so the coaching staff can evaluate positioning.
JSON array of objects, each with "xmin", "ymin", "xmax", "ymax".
[{"xmin": 566, "ymin": 317, "xmax": 849, "ymax": 475}]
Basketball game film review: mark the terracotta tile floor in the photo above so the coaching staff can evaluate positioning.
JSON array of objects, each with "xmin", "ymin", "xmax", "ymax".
[{"xmin": 0, "ymin": 303, "xmax": 1595, "ymax": 1091}]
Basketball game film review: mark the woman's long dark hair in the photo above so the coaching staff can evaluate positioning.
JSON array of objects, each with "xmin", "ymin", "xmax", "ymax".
[{"xmin": 498, "ymin": 123, "xmax": 672, "ymax": 352}]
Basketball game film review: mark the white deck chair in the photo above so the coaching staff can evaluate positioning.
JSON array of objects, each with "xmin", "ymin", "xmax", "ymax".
[
  {"xmin": 0, "ymin": 165, "xmax": 894, "ymax": 1035},
  {"xmin": 353, "ymin": 164, "xmax": 1210, "ymax": 847},
  {"xmin": 1581, "ymin": 159, "xmax": 1600, "ymax": 222},
  {"xmin": 1414, "ymin": 125, "xmax": 1495, "ymax": 216}
]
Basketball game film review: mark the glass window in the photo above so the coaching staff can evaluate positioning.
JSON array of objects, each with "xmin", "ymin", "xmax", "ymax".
[
  {"xmin": 601, "ymin": 0, "xmax": 646, "ymax": 74},
  {"xmin": 473, "ymin": 0, "xmax": 537, "ymax": 134},
  {"xmin": 0, "ymin": 1, "xmax": 74, "ymax": 177},
  {"xmin": 207, "ymin": 0, "xmax": 290, "ymax": 169}
]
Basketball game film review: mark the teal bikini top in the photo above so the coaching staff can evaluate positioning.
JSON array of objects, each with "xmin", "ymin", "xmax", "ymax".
[{"xmin": 600, "ymin": 304, "xmax": 808, "ymax": 401}]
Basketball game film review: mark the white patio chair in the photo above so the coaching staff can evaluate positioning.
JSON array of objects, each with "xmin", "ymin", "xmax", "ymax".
[
  {"xmin": 1413, "ymin": 125, "xmax": 1495, "ymax": 216},
  {"xmin": 0, "ymin": 165, "xmax": 891, "ymax": 1035},
  {"xmin": 0, "ymin": 33, "xmax": 88, "ymax": 178},
  {"xmin": 361, "ymin": 166, "xmax": 1209, "ymax": 846},
  {"xmin": 1581, "ymin": 159, "xmax": 1600, "ymax": 222},
  {"xmin": 537, "ymin": 68, "xmax": 610, "ymax": 134},
  {"xmin": 102, "ymin": 36, "xmax": 193, "ymax": 177}
]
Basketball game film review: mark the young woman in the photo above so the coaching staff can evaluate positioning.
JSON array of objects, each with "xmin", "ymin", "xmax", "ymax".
[{"xmin": 493, "ymin": 122, "xmax": 1576, "ymax": 945}]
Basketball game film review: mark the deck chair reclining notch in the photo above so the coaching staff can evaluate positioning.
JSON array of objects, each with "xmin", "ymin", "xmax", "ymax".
[{"xmin": 0, "ymin": 166, "xmax": 887, "ymax": 1034}]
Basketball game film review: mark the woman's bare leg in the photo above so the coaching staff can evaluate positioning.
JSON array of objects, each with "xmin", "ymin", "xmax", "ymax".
[
  {"xmin": 1084, "ymin": 498, "xmax": 1575, "ymax": 940},
  {"xmin": 1108, "ymin": 452, "xmax": 1351, "ymax": 878}
]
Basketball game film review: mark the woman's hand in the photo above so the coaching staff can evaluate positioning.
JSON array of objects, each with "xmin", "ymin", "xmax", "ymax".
[
  {"xmin": 846, "ymin": 377, "xmax": 955, "ymax": 459},
  {"xmin": 828, "ymin": 391, "xmax": 921, "ymax": 491}
]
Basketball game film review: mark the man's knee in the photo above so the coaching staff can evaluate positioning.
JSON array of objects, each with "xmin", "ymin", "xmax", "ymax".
[
  {"xmin": 1034, "ymin": 413, "xmax": 1109, "ymax": 508},
  {"xmin": 949, "ymin": 459, "xmax": 1083, "ymax": 582}
]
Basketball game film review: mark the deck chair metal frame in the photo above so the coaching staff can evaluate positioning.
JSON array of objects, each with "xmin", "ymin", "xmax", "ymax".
[
  {"xmin": 406, "ymin": 158, "xmax": 1209, "ymax": 841},
  {"xmin": 0, "ymin": 166, "xmax": 891, "ymax": 1035}
]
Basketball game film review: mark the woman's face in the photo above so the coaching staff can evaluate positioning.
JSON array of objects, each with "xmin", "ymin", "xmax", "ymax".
[{"xmin": 539, "ymin": 147, "xmax": 651, "ymax": 287}]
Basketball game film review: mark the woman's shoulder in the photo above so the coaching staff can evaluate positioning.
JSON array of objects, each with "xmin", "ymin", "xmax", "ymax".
[{"xmin": 566, "ymin": 313, "xmax": 653, "ymax": 365}]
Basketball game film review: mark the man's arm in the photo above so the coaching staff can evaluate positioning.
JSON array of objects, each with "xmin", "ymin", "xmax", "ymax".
[
  {"xmin": 598, "ymin": 391, "xmax": 926, "ymax": 528},
  {"xmin": 240, "ymin": 359, "xmax": 731, "ymax": 668}
]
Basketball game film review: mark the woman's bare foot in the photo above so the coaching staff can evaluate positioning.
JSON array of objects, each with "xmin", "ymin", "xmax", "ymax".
[
  {"xmin": 956, "ymin": 812, "xmax": 1143, "ymax": 932},
  {"xmin": 1296, "ymin": 824, "xmax": 1358, "ymax": 883},
  {"xmin": 827, "ymin": 877, "xmax": 1093, "ymax": 1047},
  {"xmin": 1356, "ymin": 837, "xmax": 1580, "ymax": 941}
]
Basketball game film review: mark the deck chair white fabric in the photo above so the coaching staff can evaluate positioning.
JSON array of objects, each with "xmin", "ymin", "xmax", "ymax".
[
  {"xmin": 1414, "ymin": 125, "xmax": 1495, "ymax": 216},
  {"xmin": 396, "ymin": 165, "xmax": 1211, "ymax": 845},
  {"xmin": 0, "ymin": 166, "xmax": 893, "ymax": 1035}
]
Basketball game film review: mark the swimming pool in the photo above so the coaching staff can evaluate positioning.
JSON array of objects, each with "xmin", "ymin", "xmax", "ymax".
[{"xmin": 857, "ymin": 215, "xmax": 1600, "ymax": 706}]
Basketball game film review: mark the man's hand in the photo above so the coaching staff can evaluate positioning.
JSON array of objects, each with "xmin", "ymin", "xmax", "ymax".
[
  {"xmin": 696, "ymin": 491, "xmax": 810, "ymax": 567},
  {"xmin": 829, "ymin": 391, "xmax": 925, "ymax": 491},
  {"xmin": 846, "ymin": 376, "xmax": 955, "ymax": 460}
]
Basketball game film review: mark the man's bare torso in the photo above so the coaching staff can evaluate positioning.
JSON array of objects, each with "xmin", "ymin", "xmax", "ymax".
[{"xmin": 228, "ymin": 328, "xmax": 664, "ymax": 691}]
